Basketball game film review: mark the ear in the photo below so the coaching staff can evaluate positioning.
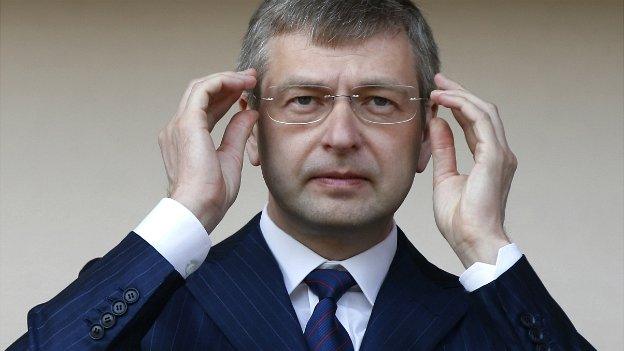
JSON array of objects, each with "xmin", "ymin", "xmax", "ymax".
[
  {"xmin": 240, "ymin": 95, "xmax": 261, "ymax": 166},
  {"xmin": 415, "ymin": 102, "xmax": 437, "ymax": 173}
]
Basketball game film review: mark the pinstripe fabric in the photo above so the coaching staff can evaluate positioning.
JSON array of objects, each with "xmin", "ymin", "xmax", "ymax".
[
  {"xmin": 16, "ymin": 232, "xmax": 184, "ymax": 350},
  {"xmin": 183, "ymin": 213, "xmax": 308, "ymax": 350},
  {"xmin": 303, "ymin": 269, "xmax": 356, "ymax": 351},
  {"xmin": 140, "ymin": 288, "xmax": 235, "ymax": 350},
  {"xmin": 358, "ymin": 231, "xmax": 470, "ymax": 351},
  {"xmin": 8, "ymin": 211, "xmax": 596, "ymax": 350}
]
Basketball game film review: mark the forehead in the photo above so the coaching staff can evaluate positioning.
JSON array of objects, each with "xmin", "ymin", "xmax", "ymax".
[{"xmin": 263, "ymin": 31, "xmax": 419, "ymax": 89}]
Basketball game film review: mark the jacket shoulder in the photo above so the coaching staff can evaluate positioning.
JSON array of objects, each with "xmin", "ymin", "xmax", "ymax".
[
  {"xmin": 206, "ymin": 211, "xmax": 263, "ymax": 261},
  {"xmin": 397, "ymin": 227, "xmax": 462, "ymax": 289}
]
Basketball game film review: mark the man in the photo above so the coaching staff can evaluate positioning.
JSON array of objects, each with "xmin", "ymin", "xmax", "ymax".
[{"xmin": 9, "ymin": 0, "xmax": 594, "ymax": 350}]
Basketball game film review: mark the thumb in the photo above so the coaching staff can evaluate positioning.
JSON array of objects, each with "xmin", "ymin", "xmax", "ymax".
[
  {"xmin": 217, "ymin": 109, "xmax": 259, "ymax": 176},
  {"xmin": 429, "ymin": 117, "xmax": 459, "ymax": 186}
]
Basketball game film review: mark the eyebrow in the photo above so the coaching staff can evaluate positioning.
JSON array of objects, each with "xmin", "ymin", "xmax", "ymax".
[{"xmin": 271, "ymin": 75, "xmax": 411, "ymax": 88}]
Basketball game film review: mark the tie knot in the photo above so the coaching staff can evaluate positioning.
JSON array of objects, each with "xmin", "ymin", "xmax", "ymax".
[{"xmin": 304, "ymin": 268, "xmax": 356, "ymax": 301}]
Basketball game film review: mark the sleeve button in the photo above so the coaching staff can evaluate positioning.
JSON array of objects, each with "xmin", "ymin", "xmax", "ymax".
[
  {"xmin": 528, "ymin": 327, "xmax": 545, "ymax": 342},
  {"xmin": 123, "ymin": 288, "xmax": 140, "ymax": 304},
  {"xmin": 112, "ymin": 300, "xmax": 128, "ymax": 316},
  {"xmin": 89, "ymin": 324, "xmax": 105, "ymax": 340},
  {"xmin": 100, "ymin": 312, "xmax": 116, "ymax": 329},
  {"xmin": 519, "ymin": 312, "xmax": 537, "ymax": 327},
  {"xmin": 535, "ymin": 342, "xmax": 551, "ymax": 351}
]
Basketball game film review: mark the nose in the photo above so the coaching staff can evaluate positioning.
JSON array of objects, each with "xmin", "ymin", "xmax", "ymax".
[{"xmin": 319, "ymin": 97, "xmax": 364, "ymax": 154}]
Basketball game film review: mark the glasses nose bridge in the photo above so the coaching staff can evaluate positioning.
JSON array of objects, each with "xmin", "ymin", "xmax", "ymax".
[
  {"xmin": 323, "ymin": 93, "xmax": 361, "ymax": 122},
  {"xmin": 325, "ymin": 93, "xmax": 355, "ymax": 104},
  {"xmin": 328, "ymin": 94, "xmax": 354, "ymax": 99}
]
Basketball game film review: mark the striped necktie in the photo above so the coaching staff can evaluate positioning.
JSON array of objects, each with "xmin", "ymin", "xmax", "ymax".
[{"xmin": 303, "ymin": 268, "xmax": 357, "ymax": 351}]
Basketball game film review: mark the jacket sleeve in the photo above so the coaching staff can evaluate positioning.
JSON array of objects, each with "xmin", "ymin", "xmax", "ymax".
[
  {"xmin": 469, "ymin": 255, "xmax": 596, "ymax": 350},
  {"xmin": 7, "ymin": 231, "xmax": 184, "ymax": 351}
]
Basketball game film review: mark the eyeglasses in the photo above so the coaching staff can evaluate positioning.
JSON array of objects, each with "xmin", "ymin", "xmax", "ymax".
[{"xmin": 252, "ymin": 84, "xmax": 428, "ymax": 125}]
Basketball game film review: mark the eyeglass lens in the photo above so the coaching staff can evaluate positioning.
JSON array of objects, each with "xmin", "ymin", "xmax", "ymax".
[{"xmin": 264, "ymin": 85, "xmax": 423, "ymax": 124}]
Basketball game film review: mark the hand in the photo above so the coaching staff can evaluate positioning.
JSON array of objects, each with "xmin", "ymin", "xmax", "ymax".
[
  {"xmin": 158, "ymin": 69, "xmax": 259, "ymax": 232},
  {"xmin": 428, "ymin": 73, "xmax": 518, "ymax": 268}
]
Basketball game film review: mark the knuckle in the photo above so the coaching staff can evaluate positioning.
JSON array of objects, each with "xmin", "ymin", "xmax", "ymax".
[
  {"xmin": 499, "ymin": 150, "xmax": 517, "ymax": 168},
  {"xmin": 157, "ymin": 130, "xmax": 166, "ymax": 144},
  {"xmin": 486, "ymin": 102, "xmax": 499, "ymax": 115},
  {"xmin": 509, "ymin": 152, "xmax": 519, "ymax": 169},
  {"xmin": 185, "ymin": 84, "xmax": 199, "ymax": 98},
  {"xmin": 212, "ymin": 73, "xmax": 230, "ymax": 82},
  {"xmin": 173, "ymin": 118, "xmax": 187, "ymax": 130},
  {"xmin": 189, "ymin": 77, "xmax": 211, "ymax": 91},
  {"xmin": 190, "ymin": 80, "xmax": 203, "ymax": 90},
  {"xmin": 473, "ymin": 110, "xmax": 491, "ymax": 122},
  {"xmin": 185, "ymin": 108, "xmax": 207, "ymax": 121},
  {"xmin": 493, "ymin": 148, "xmax": 506, "ymax": 162}
]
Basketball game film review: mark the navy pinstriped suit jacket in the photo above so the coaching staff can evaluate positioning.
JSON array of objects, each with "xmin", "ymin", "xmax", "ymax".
[{"xmin": 9, "ymin": 211, "xmax": 594, "ymax": 350}]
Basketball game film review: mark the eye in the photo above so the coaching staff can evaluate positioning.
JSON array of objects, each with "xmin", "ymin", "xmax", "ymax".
[
  {"xmin": 372, "ymin": 96, "xmax": 390, "ymax": 106},
  {"xmin": 293, "ymin": 96, "xmax": 313, "ymax": 105}
]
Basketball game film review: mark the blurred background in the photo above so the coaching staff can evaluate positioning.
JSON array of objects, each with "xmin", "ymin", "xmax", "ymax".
[{"xmin": 1, "ymin": 0, "xmax": 622, "ymax": 349}]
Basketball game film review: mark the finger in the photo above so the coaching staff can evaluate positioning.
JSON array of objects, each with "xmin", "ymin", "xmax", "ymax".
[
  {"xmin": 433, "ymin": 74, "xmax": 508, "ymax": 150},
  {"xmin": 430, "ymin": 92, "xmax": 479, "ymax": 155},
  {"xmin": 176, "ymin": 70, "xmax": 257, "ymax": 115},
  {"xmin": 216, "ymin": 109, "xmax": 260, "ymax": 193},
  {"xmin": 431, "ymin": 93, "xmax": 501, "ymax": 157},
  {"xmin": 177, "ymin": 72, "xmax": 228, "ymax": 114},
  {"xmin": 184, "ymin": 75, "xmax": 256, "ymax": 130},
  {"xmin": 428, "ymin": 116, "xmax": 459, "ymax": 186},
  {"xmin": 203, "ymin": 79, "xmax": 251, "ymax": 118},
  {"xmin": 434, "ymin": 73, "xmax": 467, "ymax": 92},
  {"xmin": 184, "ymin": 73, "xmax": 254, "ymax": 112},
  {"xmin": 431, "ymin": 89, "xmax": 509, "ymax": 149}
]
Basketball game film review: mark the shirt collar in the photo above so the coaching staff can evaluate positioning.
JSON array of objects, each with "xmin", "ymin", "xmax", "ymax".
[{"xmin": 259, "ymin": 203, "xmax": 397, "ymax": 305}]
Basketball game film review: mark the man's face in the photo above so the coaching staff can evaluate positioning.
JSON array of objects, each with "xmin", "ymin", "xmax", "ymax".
[{"xmin": 245, "ymin": 31, "xmax": 434, "ymax": 230}]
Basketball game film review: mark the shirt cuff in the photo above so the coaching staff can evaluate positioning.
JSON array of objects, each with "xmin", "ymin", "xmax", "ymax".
[
  {"xmin": 458, "ymin": 243, "xmax": 523, "ymax": 292},
  {"xmin": 133, "ymin": 197, "xmax": 211, "ymax": 278}
]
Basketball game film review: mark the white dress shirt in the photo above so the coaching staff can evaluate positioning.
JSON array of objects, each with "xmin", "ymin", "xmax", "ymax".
[
  {"xmin": 258, "ymin": 204, "xmax": 396, "ymax": 349},
  {"xmin": 134, "ymin": 198, "xmax": 523, "ymax": 349}
]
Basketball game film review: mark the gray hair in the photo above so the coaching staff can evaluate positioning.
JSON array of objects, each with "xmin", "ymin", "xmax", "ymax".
[{"xmin": 236, "ymin": 0, "xmax": 440, "ymax": 122}]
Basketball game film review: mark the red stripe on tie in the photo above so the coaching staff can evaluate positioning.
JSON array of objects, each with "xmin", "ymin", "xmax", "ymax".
[
  {"xmin": 305, "ymin": 280, "xmax": 335, "ymax": 295},
  {"xmin": 313, "ymin": 326, "xmax": 338, "ymax": 351},
  {"xmin": 327, "ymin": 270, "xmax": 346, "ymax": 287},
  {"xmin": 306, "ymin": 307, "xmax": 334, "ymax": 337},
  {"xmin": 335, "ymin": 338, "xmax": 351, "ymax": 351}
]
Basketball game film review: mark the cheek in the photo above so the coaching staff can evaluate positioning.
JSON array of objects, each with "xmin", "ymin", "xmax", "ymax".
[
  {"xmin": 380, "ymin": 147, "xmax": 416, "ymax": 179},
  {"xmin": 258, "ymin": 125, "xmax": 307, "ymax": 183},
  {"xmin": 377, "ymin": 127, "xmax": 421, "ymax": 167}
]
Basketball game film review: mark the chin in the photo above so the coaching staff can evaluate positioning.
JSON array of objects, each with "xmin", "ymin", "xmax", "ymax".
[
  {"xmin": 266, "ymin": 175, "xmax": 406, "ymax": 230},
  {"xmin": 291, "ymin": 195, "xmax": 392, "ymax": 229}
]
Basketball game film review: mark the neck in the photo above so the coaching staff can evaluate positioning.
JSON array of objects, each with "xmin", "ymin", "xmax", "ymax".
[{"xmin": 266, "ymin": 199, "xmax": 394, "ymax": 260}]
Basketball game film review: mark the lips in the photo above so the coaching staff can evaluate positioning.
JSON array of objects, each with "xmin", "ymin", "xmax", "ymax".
[{"xmin": 310, "ymin": 171, "xmax": 368, "ymax": 180}]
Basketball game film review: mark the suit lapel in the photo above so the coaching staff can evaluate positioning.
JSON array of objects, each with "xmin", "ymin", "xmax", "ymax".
[
  {"xmin": 185, "ymin": 212, "xmax": 308, "ymax": 351},
  {"xmin": 360, "ymin": 227, "xmax": 470, "ymax": 351},
  {"xmin": 186, "ymin": 213, "xmax": 469, "ymax": 350}
]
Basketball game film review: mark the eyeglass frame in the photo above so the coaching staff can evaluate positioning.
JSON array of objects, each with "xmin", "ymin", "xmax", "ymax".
[{"xmin": 249, "ymin": 84, "xmax": 430, "ymax": 125}]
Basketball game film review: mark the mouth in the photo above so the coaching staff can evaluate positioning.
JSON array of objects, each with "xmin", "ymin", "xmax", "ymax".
[{"xmin": 309, "ymin": 172, "xmax": 369, "ymax": 188}]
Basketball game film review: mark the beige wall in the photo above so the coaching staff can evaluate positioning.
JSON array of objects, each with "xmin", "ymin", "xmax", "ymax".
[{"xmin": 1, "ymin": 0, "xmax": 622, "ymax": 348}]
